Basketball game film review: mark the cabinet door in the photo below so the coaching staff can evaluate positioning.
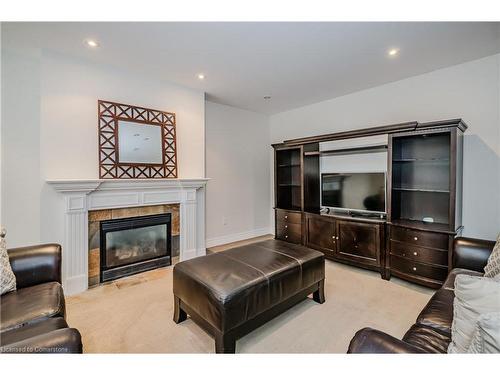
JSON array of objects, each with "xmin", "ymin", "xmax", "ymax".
[
  {"xmin": 336, "ymin": 220, "xmax": 380, "ymax": 266},
  {"xmin": 305, "ymin": 215, "xmax": 336, "ymax": 257}
]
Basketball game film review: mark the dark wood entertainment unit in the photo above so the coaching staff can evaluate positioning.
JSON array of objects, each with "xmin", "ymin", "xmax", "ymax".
[{"xmin": 273, "ymin": 119, "xmax": 467, "ymax": 288}]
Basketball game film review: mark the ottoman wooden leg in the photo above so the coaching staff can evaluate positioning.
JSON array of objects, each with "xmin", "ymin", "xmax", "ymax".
[
  {"xmin": 215, "ymin": 332, "xmax": 236, "ymax": 354},
  {"xmin": 313, "ymin": 279, "xmax": 325, "ymax": 304},
  {"xmin": 173, "ymin": 296, "xmax": 187, "ymax": 324}
]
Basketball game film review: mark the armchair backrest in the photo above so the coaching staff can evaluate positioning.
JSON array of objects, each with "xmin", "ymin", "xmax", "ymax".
[
  {"xmin": 452, "ymin": 237, "xmax": 495, "ymax": 273},
  {"xmin": 7, "ymin": 244, "xmax": 62, "ymax": 289}
]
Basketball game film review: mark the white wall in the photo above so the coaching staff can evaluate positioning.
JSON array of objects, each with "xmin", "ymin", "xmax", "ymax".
[
  {"xmin": 205, "ymin": 101, "xmax": 271, "ymax": 246},
  {"xmin": 270, "ymin": 54, "xmax": 500, "ymax": 240},
  {"xmin": 1, "ymin": 46, "xmax": 206, "ymax": 247}
]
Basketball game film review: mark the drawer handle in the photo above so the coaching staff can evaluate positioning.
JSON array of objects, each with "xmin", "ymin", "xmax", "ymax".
[
  {"xmin": 413, "ymin": 252, "xmax": 418, "ymax": 256},
  {"xmin": 412, "ymin": 267, "xmax": 417, "ymax": 271},
  {"xmin": 413, "ymin": 236, "xmax": 418, "ymax": 241},
  {"xmin": 285, "ymin": 215, "xmax": 288, "ymax": 219}
]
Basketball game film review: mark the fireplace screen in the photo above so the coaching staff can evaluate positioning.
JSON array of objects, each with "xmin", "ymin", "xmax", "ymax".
[{"xmin": 100, "ymin": 213, "xmax": 171, "ymax": 282}]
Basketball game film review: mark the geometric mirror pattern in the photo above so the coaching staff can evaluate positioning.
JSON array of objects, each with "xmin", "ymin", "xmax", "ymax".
[{"xmin": 98, "ymin": 100, "xmax": 177, "ymax": 179}]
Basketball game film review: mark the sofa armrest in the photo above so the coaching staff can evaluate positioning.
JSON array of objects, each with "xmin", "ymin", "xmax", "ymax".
[
  {"xmin": 0, "ymin": 328, "xmax": 82, "ymax": 354},
  {"xmin": 452, "ymin": 237, "xmax": 495, "ymax": 273},
  {"xmin": 7, "ymin": 244, "xmax": 62, "ymax": 289},
  {"xmin": 347, "ymin": 328, "xmax": 425, "ymax": 353}
]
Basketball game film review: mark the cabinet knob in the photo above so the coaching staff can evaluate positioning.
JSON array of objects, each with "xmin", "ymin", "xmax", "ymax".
[
  {"xmin": 285, "ymin": 235, "xmax": 288, "ymax": 239},
  {"xmin": 285, "ymin": 215, "xmax": 288, "ymax": 219},
  {"xmin": 413, "ymin": 252, "xmax": 418, "ymax": 256},
  {"xmin": 332, "ymin": 236, "xmax": 335, "ymax": 239},
  {"xmin": 336, "ymin": 236, "xmax": 339, "ymax": 240},
  {"xmin": 412, "ymin": 267, "xmax": 417, "ymax": 271},
  {"xmin": 285, "ymin": 225, "xmax": 288, "ymax": 228},
  {"xmin": 413, "ymin": 236, "xmax": 418, "ymax": 241}
]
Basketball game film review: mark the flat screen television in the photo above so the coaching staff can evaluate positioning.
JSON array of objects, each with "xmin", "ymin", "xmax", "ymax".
[{"xmin": 321, "ymin": 172, "xmax": 386, "ymax": 214}]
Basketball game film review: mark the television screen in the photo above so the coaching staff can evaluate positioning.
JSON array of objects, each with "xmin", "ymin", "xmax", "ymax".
[{"xmin": 321, "ymin": 172, "xmax": 386, "ymax": 213}]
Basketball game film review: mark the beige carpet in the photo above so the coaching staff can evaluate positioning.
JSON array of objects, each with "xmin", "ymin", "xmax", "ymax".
[{"xmin": 67, "ymin": 239, "xmax": 433, "ymax": 353}]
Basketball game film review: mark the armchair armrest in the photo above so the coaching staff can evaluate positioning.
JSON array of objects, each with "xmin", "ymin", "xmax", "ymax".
[
  {"xmin": 347, "ymin": 328, "xmax": 425, "ymax": 353},
  {"xmin": 0, "ymin": 328, "xmax": 82, "ymax": 354},
  {"xmin": 452, "ymin": 237, "xmax": 495, "ymax": 273},
  {"xmin": 7, "ymin": 244, "xmax": 62, "ymax": 289}
]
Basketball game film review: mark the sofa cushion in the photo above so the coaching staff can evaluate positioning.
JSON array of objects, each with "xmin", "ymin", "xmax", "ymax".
[
  {"xmin": 0, "ymin": 282, "xmax": 65, "ymax": 332},
  {"xmin": 467, "ymin": 312, "xmax": 500, "ymax": 353},
  {"xmin": 442, "ymin": 268, "xmax": 483, "ymax": 290},
  {"xmin": 483, "ymin": 234, "xmax": 500, "ymax": 278},
  {"xmin": 0, "ymin": 317, "xmax": 68, "ymax": 347},
  {"xmin": 415, "ymin": 288, "xmax": 454, "ymax": 336},
  {"xmin": 403, "ymin": 324, "xmax": 451, "ymax": 353},
  {"xmin": 0, "ymin": 229, "xmax": 16, "ymax": 295},
  {"xmin": 448, "ymin": 274, "xmax": 500, "ymax": 353}
]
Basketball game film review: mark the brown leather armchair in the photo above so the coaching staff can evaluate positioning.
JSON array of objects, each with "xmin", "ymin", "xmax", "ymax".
[
  {"xmin": 0, "ymin": 244, "xmax": 83, "ymax": 353},
  {"xmin": 347, "ymin": 236, "xmax": 496, "ymax": 353}
]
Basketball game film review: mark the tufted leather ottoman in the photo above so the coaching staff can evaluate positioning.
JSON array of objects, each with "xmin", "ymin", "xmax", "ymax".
[{"xmin": 173, "ymin": 240, "xmax": 325, "ymax": 353}]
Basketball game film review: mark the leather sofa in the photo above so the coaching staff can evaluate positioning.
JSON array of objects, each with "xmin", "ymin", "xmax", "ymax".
[
  {"xmin": 0, "ymin": 244, "xmax": 83, "ymax": 353},
  {"xmin": 347, "ymin": 236, "xmax": 496, "ymax": 353}
]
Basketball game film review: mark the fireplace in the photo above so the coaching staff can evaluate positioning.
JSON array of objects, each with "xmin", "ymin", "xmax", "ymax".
[{"xmin": 100, "ymin": 213, "xmax": 172, "ymax": 282}]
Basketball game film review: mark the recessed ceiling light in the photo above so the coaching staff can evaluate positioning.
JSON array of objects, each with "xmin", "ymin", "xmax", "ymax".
[
  {"xmin": 85, "ymin": 39, "xmax": 99, "ymax": 48},
  {"xmin": 264, "ymin": 95, "xmax": 272, "ymax": 100},
  {"xmin": 197, "ymin": 73, "xmax": 205, "ymax": 80},
  {"xmin": 388, "ymin": 48, "xmax": 399, "ymax": 57}
]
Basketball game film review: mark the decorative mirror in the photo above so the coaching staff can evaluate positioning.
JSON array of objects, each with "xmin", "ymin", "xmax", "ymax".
[{"xmin": 98, "ymin": 100, "xmax": 177, "ymax": 179}]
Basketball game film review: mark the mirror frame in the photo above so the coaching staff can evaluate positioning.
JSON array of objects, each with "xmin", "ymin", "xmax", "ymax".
[{"xmin": 98, "ymin": 100, "xmax": 177, "ymax": 179}]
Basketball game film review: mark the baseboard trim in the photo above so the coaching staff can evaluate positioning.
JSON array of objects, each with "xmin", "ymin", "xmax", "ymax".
[
  {"xmin": 63, "ymin": 274, "xmax": 88, "ymax": 296},
  {"xmin": 206, "ymin": 227, "xmax": 272, "ymax": 248}
]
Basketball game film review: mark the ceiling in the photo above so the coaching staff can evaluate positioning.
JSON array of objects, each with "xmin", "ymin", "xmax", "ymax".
[{"xmin": 3, "ymin": 22, "xmax": 500, "ymax": 114}]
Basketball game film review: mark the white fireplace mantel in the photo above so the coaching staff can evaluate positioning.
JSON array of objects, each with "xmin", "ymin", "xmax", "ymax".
[{"xmin": 47, "ymin": 178, "xmax": 209, "ymax": 295}]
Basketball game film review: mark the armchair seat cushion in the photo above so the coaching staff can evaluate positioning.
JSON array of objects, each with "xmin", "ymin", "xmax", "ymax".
[
  {"xmin": 0, "ymin": 317, "xmax": 68, "ymax": 346},
  {"xmin": 0, "ymin": 282, "xmax": 65, "ymax": 332}
]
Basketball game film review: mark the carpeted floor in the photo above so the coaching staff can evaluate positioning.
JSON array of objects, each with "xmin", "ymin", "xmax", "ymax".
[{"xmin": 66, "ymin": 238, "xmax": 433, "ymax": 353}]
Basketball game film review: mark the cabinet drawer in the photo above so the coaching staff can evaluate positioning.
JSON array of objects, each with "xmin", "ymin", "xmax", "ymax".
[
  {"xmin": 276, "ymin": 221, "xmax": 302, "ymax": 244},
  {"xmin": 390, "ymin": 226, "xmax": 449, "ymax": 250},
  {"xmin": 390, "ymin": 240, "xmax": 448, "ymax": 266},
  {"xmin": 276, "ymin": 210, "xmax": 302, "ymax": 225},
  {"xmin": 390, "ymin": 255, "xmax": 448, "ymax": 282}
]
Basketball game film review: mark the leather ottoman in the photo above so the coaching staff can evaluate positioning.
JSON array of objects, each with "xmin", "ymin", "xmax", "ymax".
[{"xmin": 173, "ymin": 239, "xmax": 325, "ymax": 353}]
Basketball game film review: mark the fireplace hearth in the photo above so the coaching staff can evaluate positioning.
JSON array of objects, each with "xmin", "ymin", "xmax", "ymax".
[{"xmin": 100, "ymin": 213, "xmax": 171, "ymax": 282}]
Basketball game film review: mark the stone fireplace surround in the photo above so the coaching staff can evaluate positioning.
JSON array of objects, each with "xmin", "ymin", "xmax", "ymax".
[{"xmin": 48, "ymin": 178, "xmax": 208, "ymax": 295}]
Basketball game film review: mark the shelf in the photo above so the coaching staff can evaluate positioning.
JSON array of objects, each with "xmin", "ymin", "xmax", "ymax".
[
  {"xmin": 393, "ymin": 158, "xmax": 449, "ymax": 162},
  {"xmin": 305, "ymin": 144, "xmax": 387, "ymax": 157},
  {"xmin": 392, "ymin": 187, "xmax": 450, "ymax": 193},
  {"xmin": 276, "ymin": 206, "xmax": 301, "ymax": 212},
  {"xmin": 389, "ymin": 219, "xmax": 457, "ymax": 234}
]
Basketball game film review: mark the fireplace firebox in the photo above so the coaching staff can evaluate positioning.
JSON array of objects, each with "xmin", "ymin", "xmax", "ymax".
[{"xmin": 100, "ymin": 213, "xmax": 171, "ymax": 282}]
